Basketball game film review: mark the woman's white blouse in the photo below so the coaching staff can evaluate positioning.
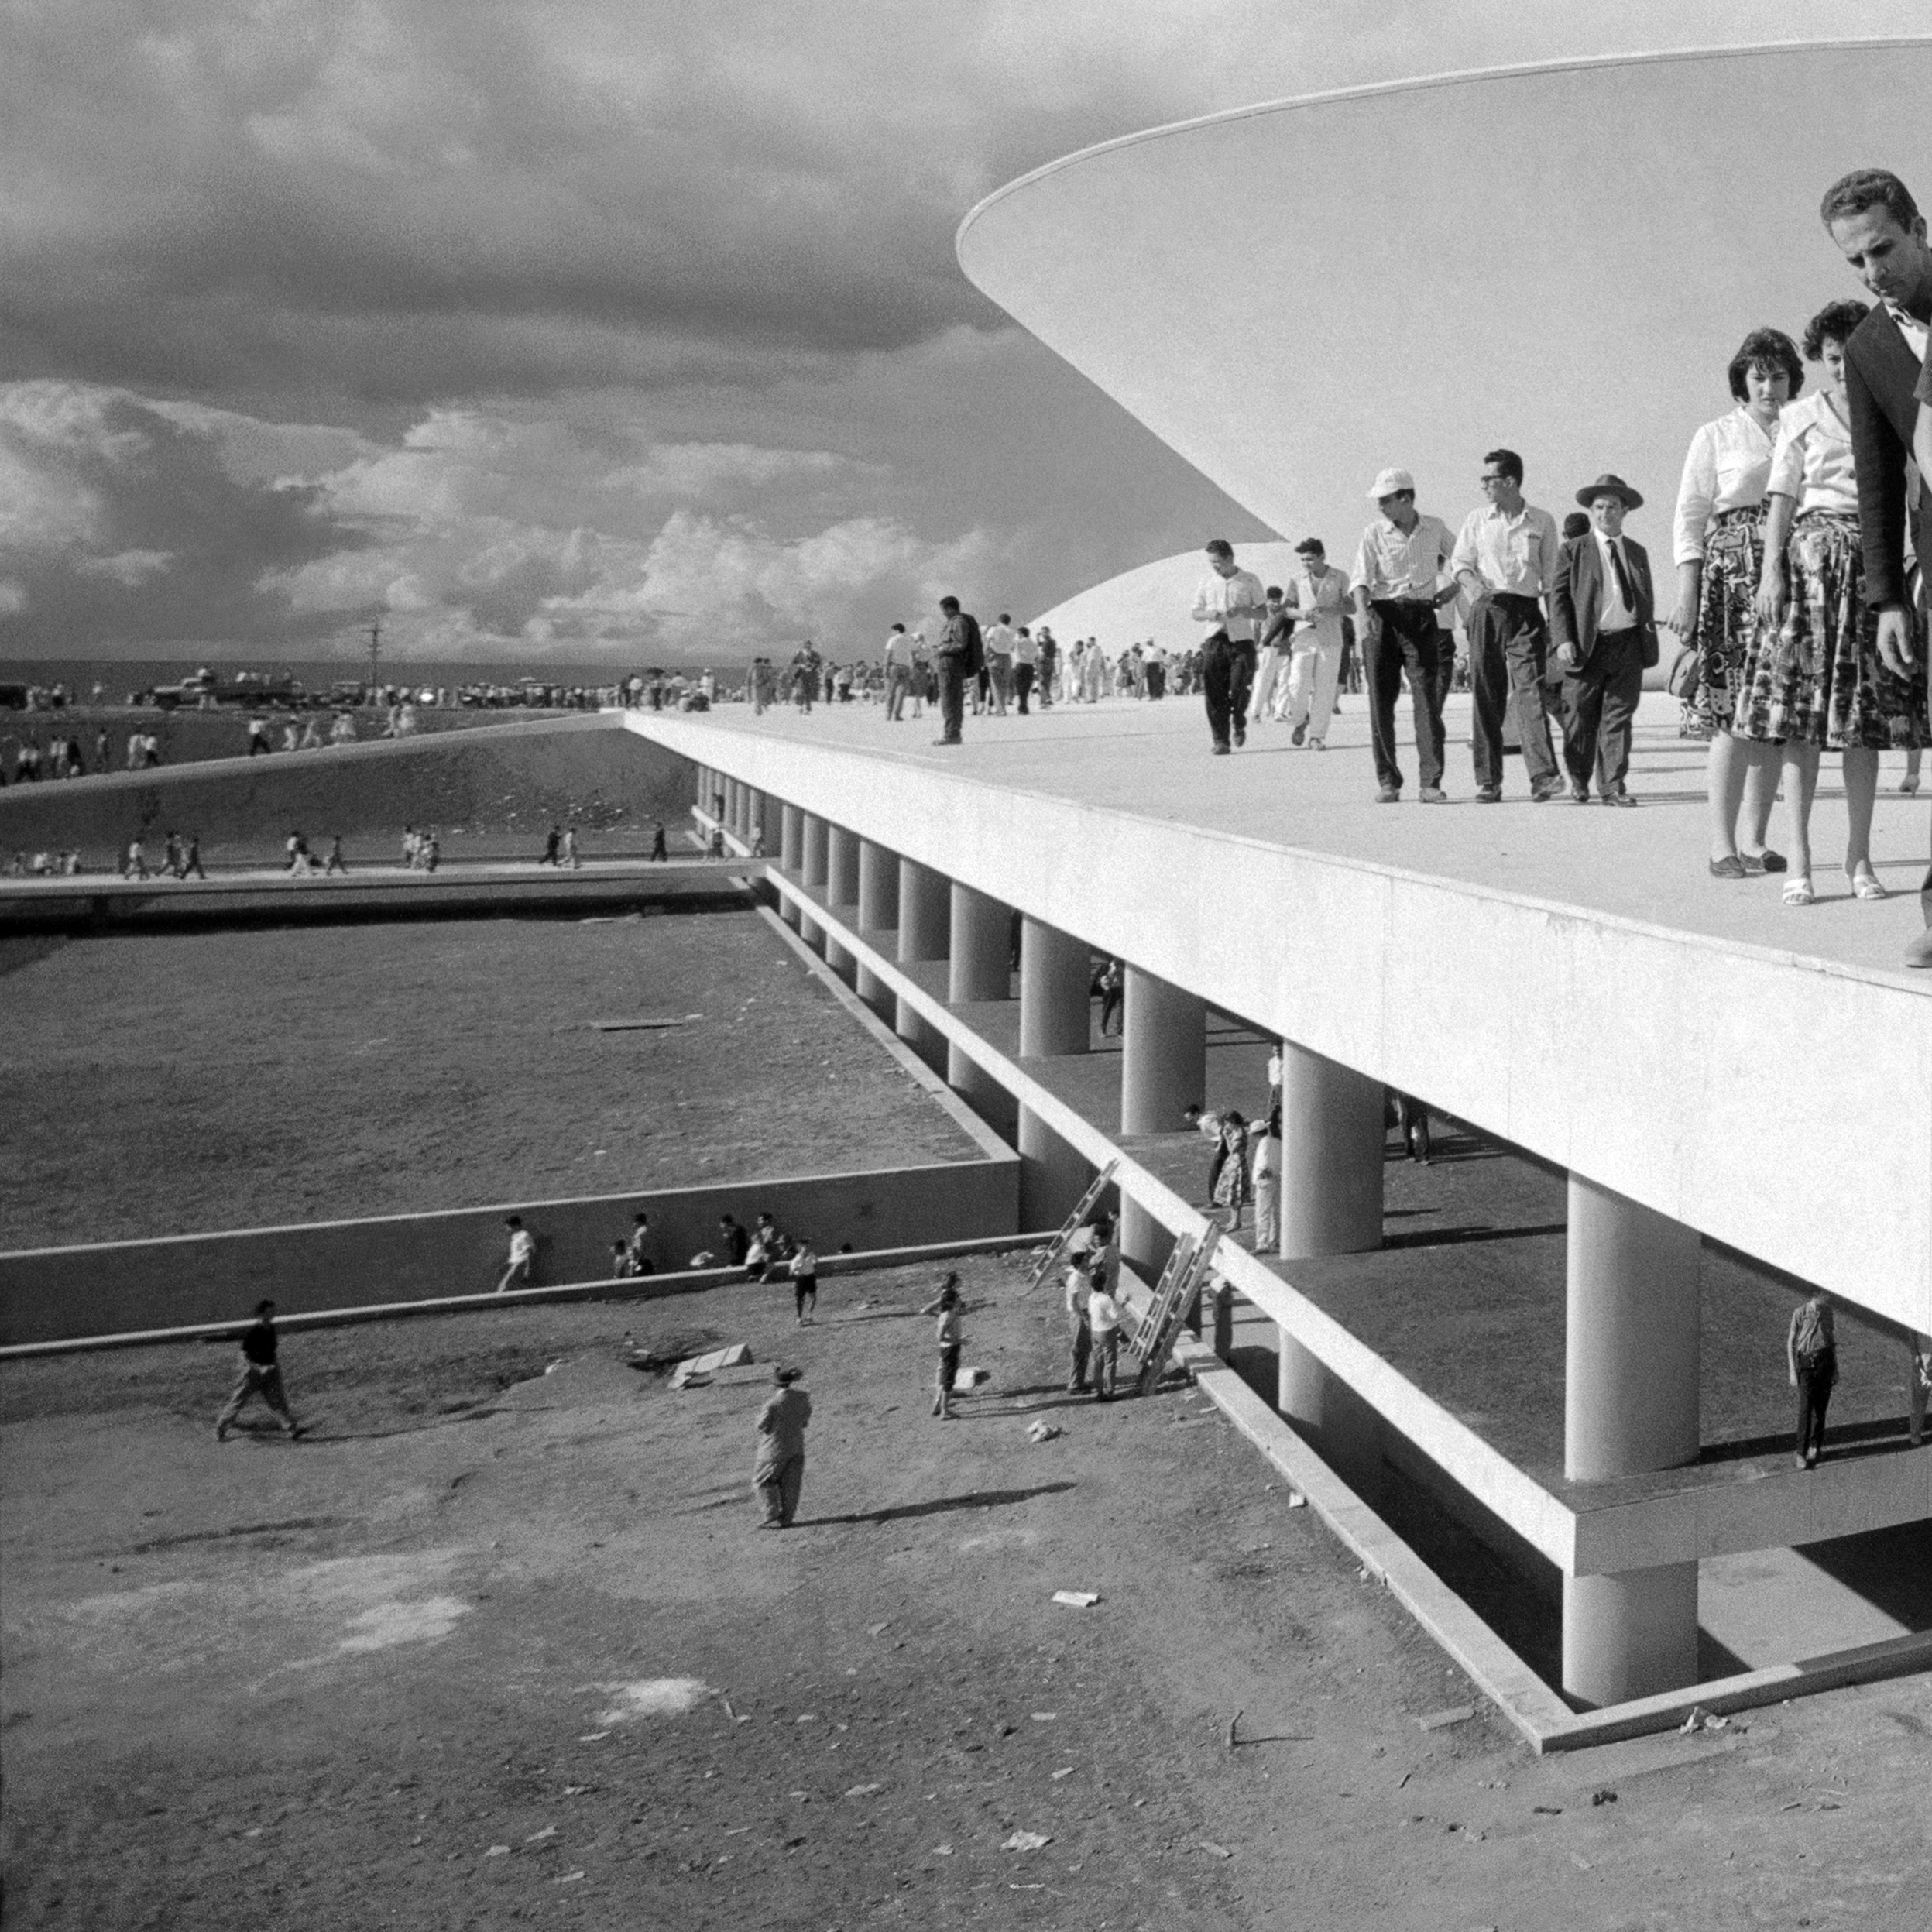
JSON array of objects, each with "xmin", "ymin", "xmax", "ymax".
[
  {"xmin": 1673, "ymin": 407, "xmax": 1776, "ymax": 565},
  {"xmin": 1766, "ymin": 390, "xmax": 1858, "ymax": 518}
]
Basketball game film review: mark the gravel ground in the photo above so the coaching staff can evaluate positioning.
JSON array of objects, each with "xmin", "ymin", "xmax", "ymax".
[
  {"xmin": 4, "ymin": 1261, "xmax": 1927, "ymax": 1930},
  {"xmin": 0, "ymin": 911, "xmax": 980, "ymax": 1248}
]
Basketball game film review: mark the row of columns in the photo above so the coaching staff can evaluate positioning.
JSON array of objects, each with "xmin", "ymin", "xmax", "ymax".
[{"xmin": 734, "ymin": 783, "xmax": 1702, "ymax": 1713}]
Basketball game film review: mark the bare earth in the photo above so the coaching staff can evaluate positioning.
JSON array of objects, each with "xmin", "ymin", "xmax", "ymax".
[
  {"xmin": 0, "ymin": 912, "xmax": 980, "ymax": 1249},
  {"xmin": 3, "ymin": 1261, "xmax": 1927, "ymax": 1930}
]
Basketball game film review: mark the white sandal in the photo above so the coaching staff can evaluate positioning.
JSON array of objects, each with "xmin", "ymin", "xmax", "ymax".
[
  {"xmin": 1783, "ymin": 874, "xmax": 1815, "ymax": 908},
  {"xmin": 1848, "ymin": 865, "xmax": 1888, "ymax": 901}
]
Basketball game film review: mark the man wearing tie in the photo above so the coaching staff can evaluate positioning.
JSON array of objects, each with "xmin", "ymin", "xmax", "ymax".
[{"xmin": 1553, "ymin": 475, "xmax": 1658, "ymax": 805}]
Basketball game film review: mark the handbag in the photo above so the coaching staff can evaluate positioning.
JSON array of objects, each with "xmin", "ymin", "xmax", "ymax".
[{"xmin": 1666, "ymin": 640, "xmax": 1699, "ymax": 702}]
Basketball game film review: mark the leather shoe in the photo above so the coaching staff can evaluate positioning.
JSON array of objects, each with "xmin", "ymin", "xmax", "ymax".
[
  {"xmin": 1211, "ymin": 741, "xmax": 1231, "ymax": 755},
  {"xmin": 1530, "ymin": 779, "xmax": 1563, "ymax": 803},
  {"xmin": 1604, "ymin": 789, "xmax": 1636, "ymax": 807},
  {"xmin": 1708, "ymin": 855, "xmax": 1747, "ymax": 879},
  {"xmin": 1375, "ymin": 786, "xmax": 1401, "ymax": 803},
  {"xmin": 1742, "ymin": 849, "xmax": 1787, "ymax": 873},
  {"xmin": 1474, "ymin": 787, "xmax": 1501, "ymax": 804},
  {"xmin": 1906, "ymin": 927, "xmax": 1932, "ymax": 969},
  {"xmin": 1570, "ymin": 785, "xmax": 1591, "ymax": 805}
]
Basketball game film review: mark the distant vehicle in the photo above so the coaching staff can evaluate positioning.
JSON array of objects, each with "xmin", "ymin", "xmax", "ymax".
[{"xmin": 147, "ymin": 668, "xmax": 308, "ymax": 709}]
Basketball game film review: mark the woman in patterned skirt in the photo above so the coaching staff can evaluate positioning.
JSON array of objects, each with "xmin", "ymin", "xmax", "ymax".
[
  {"xmin": 1672, "ymin": 328, "xmax": 1803, "ymax": 878},
  {"xmin": 1752, "ymin": 300, "xmax": 1930, "ymax": 906}
]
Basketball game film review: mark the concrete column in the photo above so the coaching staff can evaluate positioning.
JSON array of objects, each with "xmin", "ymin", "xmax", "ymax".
[
  {"xmin": 777, "ymin": 804, "xmax": 804, "ymax": 928},
  {"xmin": 1278, "ymin": 1042, "xmax": 1384, "ymax": 1259},
  {"xmin": 1276, "ymin": 1325, "xmax": 1387, "ymax": 1501},
  {"xmin": 722, "ymin": 777, "xmax": 738, "ymax": 836},
  {"xmin": 1018, "ymin": 920, "xmax": 1090, "ymax": 1057},
  {"xmin": 825, "ymin": 827, "xmax": 861, "ymax": 980},
  {"xmin": 799, "ymin": 814, "xmax": 829, "ymax": 951},
  {"xmin": 895, "ymin": 859, "xmax": 950, "ymax": 1071},
  {"xmin": 947, "ymin": 885, "xmax": 1013, "ymax": 1128},
  {"xmin": 947, "ymin": 885, "xmax": 1011, "ymax": 1004},
  {"xmin": 1016, "ymin": 918, "xmax": 1093, "ymax": 1227},
  {"xmin": 1561, "ymin": 1174, "xmax": 1703, "ymax": 1707},
  {"xmin": 1118, "ymin": 967, "xmax": 1205, "ymax": 1282},
  {"xmin": 855, "ymin": 841, "xmax": 900, "ymax": 1015}
]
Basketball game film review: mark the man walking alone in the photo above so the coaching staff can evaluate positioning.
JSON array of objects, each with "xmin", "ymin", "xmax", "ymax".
[
  {"xmin": 1190, "ymin": 539, "xmax": 1267, "ymax": 753},
  {"xmin": 753, "ymin": 1367, "xmax": 811, "ymax": 1528}
]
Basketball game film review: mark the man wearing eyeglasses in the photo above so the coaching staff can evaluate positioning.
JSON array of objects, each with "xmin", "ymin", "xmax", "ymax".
[{"xmin": 1452, "ymin": 448, "xmax": 1565, "ymax": 802}]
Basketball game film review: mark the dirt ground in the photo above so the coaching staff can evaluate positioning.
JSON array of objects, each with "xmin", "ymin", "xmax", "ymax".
[
  {"xmin": 4, "ymin": 1261, "xmax": 1927, "ymax": 1932},
  {"xmin": 0, "ymin": 912, "xmax": 980, "ymax": 1248}
]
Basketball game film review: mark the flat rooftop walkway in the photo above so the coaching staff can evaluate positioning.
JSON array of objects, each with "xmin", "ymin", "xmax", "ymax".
[{"xmin": 692, "ymin": 691, "xmax": 1930, "ymax": 987}]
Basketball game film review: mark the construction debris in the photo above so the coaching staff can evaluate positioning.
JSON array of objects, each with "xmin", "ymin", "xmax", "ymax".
[
  {"xmin": 1051, "ymin": 1591, "xmax": 1100, "ymax": 1609},
  {"xmin": 1417, "ymin": 1705, "xmax": 1476, "ymax": 1732},
  {"xmin": 1000, "ymin": 1831, "xmax": 1052, "ymax": 1852},
  {"xmin": 671, "ymin": 1343, "xmax": 753, "ymax": 1389},
  {"xmin": 1024, "ymin": 1420, "xmax": 1063, "ymax": 1443}
]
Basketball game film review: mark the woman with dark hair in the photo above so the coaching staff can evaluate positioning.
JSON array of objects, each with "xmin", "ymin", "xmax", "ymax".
[
  {"xmin": 1672, "ymin": 326, "xmax": 1803, "ymax": 878},
  {"xmin": 1752, "ymin": 300, "xmax": 1929, "ymax": 905},
  {"xmin": 1210, "ymin": 1110, "xmax": 1251, "ymax": 1231}
]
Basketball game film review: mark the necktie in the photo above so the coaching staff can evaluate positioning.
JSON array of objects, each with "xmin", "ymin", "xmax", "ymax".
[{"xmin": 1607, "ymin": 538, "xmax": 1635, "ymax": 614}]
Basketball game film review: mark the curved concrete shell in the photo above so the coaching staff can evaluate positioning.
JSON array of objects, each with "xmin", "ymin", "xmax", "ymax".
[
  {"xmin": 1029, "ymin": 540, "xmax": 1303, "ymax": 649},
  {"xmin": 958, "ymin": 40, "xmax": 1932, "ymax": 556}
]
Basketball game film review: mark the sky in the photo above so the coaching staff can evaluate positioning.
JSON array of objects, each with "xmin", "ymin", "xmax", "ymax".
[{"xmin": 2, "ymin": 0, "xmax": 1925, "ymax": 667}]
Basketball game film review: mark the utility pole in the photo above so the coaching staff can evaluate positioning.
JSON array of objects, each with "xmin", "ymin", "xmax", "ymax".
[{"xmin": 366, "ymin": 621, "xmax": 381, "ymax": 695}]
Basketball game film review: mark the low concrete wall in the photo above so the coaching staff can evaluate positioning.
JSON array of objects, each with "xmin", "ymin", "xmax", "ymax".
[{"xmin": 0, "ymin": 1157, "xmax": 1019, "ymax": 1346}]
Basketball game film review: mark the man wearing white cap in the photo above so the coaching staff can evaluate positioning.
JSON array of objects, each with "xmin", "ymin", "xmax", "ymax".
[{"xmin": 1348, "ymin": 469, "xmax": 1456, "ymax": 801}]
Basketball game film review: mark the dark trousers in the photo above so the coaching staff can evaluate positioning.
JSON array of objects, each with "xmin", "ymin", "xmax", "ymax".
[
  {"xmin": 1794, "ymin": 1355, "xmax": 1834, "ymax": 1462},
  {"xmin": 1560, "ymin": 630, "xmax": 1643, "ymax": 794},
  {"xmin": 1014, "ymin": 663, "xmax": 1035, "ymax": 713},
  {"xmin": 1090, "ymin": 1329, "xmax": 1119, "ymax": 1398},
  {"xmin": 1199, "ymin": 633, "xmax": 1256, "ymax": 749},
  {"xmin": 1364, "ymin": 602, "xmax": 1444, "ymax": 791},
  {"xmin": 1470, "ymin": 593, "xmax": 1559, "ymax": 791},
  {"xmin": 794, "ymin": 1276, "xmax": 816, "ymax": 1319},
  {"xmin": 1066, "ymin": 1312, "xmax": 1092, "ymax": 1391},
  {"xmin": 935, "ymin": 661, "xmax": 966, "ymax": 741},
  {"xmin": 754, "ymin": 1453, "xmax": 804, "ymax": 1525}
]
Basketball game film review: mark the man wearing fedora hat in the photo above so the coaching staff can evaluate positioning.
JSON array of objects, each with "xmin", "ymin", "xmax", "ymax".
[
  {"xmin": 1553, "ymin": 474, "xmax": 1659, "ymax": 805},
  {"xmin": 1347, "ymin": 468, "xmax": 1457, "ymax": 801}
]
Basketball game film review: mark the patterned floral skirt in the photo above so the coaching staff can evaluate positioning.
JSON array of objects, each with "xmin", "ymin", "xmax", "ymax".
[
  {"xmin": 1693, "ymin": 506, "xmax": 1766, "ymax": 737},
  {"xmin": 1735, "ymin": 510, "xmax": 1930, "ymax": 747}
]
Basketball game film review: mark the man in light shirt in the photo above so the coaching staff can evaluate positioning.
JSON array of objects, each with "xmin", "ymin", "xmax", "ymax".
[
  {"xmin": 1452, "ymin": 448, "xmax": 1565, "ymax": 803},
  {"xmin": 1348, "ymin": 469, "xmax": 1456, "ymax": 802},
  {"xmin": 882, "ymin": 623, "xmax": 916, "ymax": 721},
  {"xmin": 1283, "ymin": 537, "xmax": 1350, "ymax": 744},
  {"xmin": 1011, "ymin": 625, "xmax": 1039, "ymax": 714},
  {"xmin": 1552, "ymin": 475, "xmax": 1658, "ymax": 805},
  {"xmin": 982, "ymin": 614, "xmax": 1016, "ymax": 715},
  {"xmin": 1189, "ymin": 538, "xmax": 1267, "ymax": 754}
]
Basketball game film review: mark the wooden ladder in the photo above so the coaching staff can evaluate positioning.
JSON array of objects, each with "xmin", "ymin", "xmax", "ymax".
[
  {"xmin": 1128, "ymin": 1225, "xmax": 1221, "ymax": 1395},
  {"xmin": 1021, "ymin": 1158, "xmax": 1120, "ymax": 1295}
]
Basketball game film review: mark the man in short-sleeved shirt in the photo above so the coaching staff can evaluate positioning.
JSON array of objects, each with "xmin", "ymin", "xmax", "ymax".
[{"xmin": 1451, "ymin": 448, "xmax": 1564, "ymax": 801}]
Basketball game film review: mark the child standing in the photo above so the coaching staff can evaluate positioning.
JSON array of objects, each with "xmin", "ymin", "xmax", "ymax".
[{"xmin": 921, "ymin": 1274, "xmax": 966, "ymax": 1419}]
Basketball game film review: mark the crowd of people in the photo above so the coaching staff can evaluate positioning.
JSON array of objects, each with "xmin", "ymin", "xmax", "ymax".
[{"xmin": 731, "ymin": 169, "xmax": 1930, "ymax": 963}]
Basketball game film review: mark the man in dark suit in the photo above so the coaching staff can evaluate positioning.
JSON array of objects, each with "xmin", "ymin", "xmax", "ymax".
[
  {"xmin": 1824, "ymin": 167, "xmax": 1932, "ymax": 966},
  {"xmin": 1552, "ymin": 474, "xmax": 1656, "ymax": 805}
]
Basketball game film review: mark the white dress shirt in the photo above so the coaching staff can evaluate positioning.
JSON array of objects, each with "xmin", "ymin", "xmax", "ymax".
[
  {"xmin": 1451, "ymin": 502, "xmax": 1562, "ymax": 597},
  {"xmin": 1349, "ymin": 515, "xmax": 1453, "ymax": 600},
  {"xmin": 1190, "ymin": 568, "xmax": 1267, "ymax": 641},
  {"xmin": 1766, "ymin": 389, "xmax": 1858, "ymax": 517},
  {"xmin": 1673, "ymin": 407, "xmax": 1775, "ymax": 565},
  {"xmin": 983, "ymin": 623, "xmax": 1016, "ymax": 660},
  {"xmin": 1594, "ymin": 532, "xmax": 1638, "ymax": 633}
]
